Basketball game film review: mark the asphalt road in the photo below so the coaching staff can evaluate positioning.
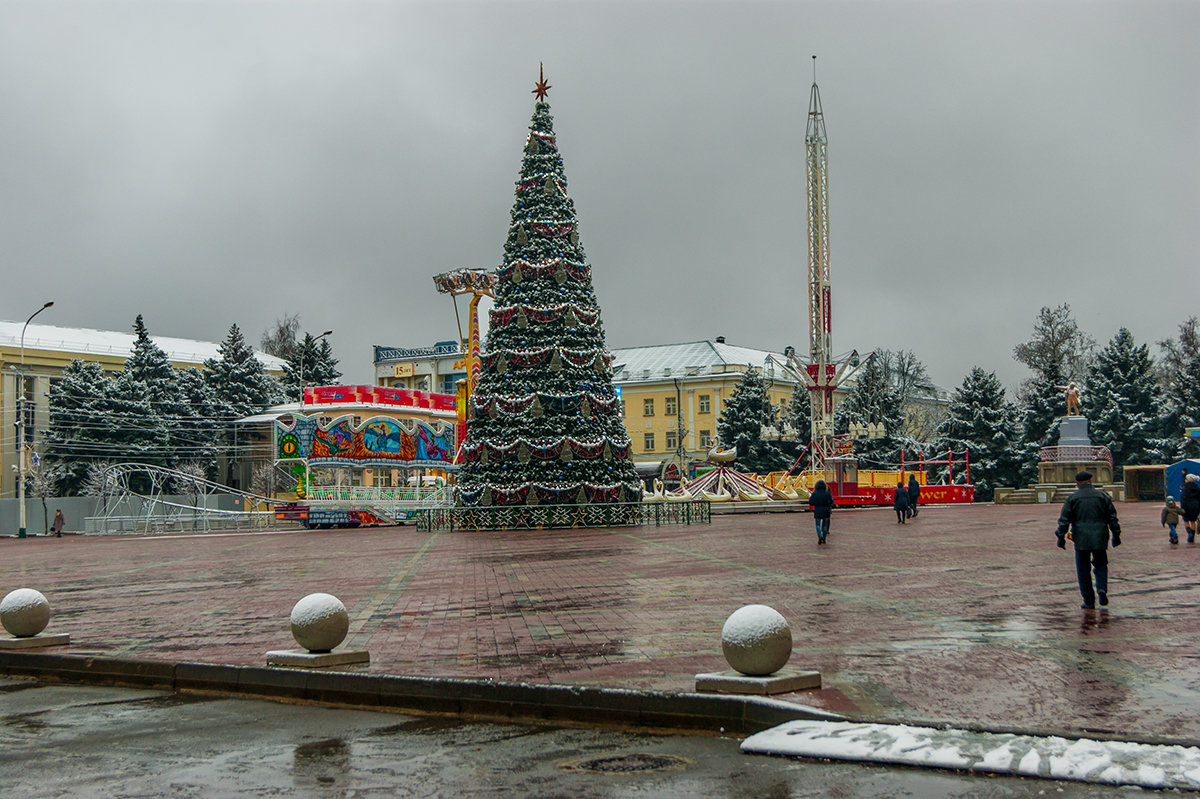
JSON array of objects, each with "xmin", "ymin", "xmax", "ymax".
[{"xmin": 0, "ymin": 679, "xmax": 1169, "ymax": 798}]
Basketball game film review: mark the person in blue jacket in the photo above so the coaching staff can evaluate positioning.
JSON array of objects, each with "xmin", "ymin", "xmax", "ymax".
[
  {"xmin": 1056, "ymin": 471, "xmax": 1122, "ymax": 609},
  {"xmin": 907, "ymin": 475, "xmax": 921, "ymax": 519},
  {"xmin": 807, "ymin": 479, "xmax": 834, "ymax": 545},
  {"xmin": 893, "ymin": 481, "xmax": 909, "ymax": 524}
]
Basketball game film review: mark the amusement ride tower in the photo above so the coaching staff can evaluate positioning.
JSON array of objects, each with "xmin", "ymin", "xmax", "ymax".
[{"xmin": 792, "ymin": 59, "xmax": 862, "ymax": 471}]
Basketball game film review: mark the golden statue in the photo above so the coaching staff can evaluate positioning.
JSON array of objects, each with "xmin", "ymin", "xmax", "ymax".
[{"xmin": 1054, "ymin": 382, "xmax": 1082, "ymax": 417}]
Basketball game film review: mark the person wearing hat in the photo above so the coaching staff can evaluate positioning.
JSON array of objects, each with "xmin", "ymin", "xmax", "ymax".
[
  {"xmin": 1162, "ymin": 496, "xmax": 1182, "ymax": 545},
  {"xmin": 1181, "ymin": 473, "xmax": 1200, "ymax": 543},
  {"xmin": 1056, "ymin": 471, "xmax": 1122, "ymax": 610}
]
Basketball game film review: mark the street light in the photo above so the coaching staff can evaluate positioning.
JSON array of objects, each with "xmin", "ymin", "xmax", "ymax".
[
  {"xmin": 298, "ymin": 330, "xmax": 332, "ymax": 501},
  {"xmin": 16, "ymin": 301, "xmax": 53, "ymax": 538}
]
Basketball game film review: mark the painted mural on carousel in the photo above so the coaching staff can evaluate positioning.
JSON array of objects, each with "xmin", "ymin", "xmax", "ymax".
[{"xmin": 275, "ymin": 413, "xmax": 455, "ymax": 468}]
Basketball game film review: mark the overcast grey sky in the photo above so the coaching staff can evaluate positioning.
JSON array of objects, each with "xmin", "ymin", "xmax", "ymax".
[{"xmin": 1, "ymin": 1, "xmax": 1196, "ymax": 393}]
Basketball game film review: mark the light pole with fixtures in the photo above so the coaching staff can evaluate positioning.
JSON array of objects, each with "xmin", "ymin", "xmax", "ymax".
[{"xmin": 15, "ymin": 301, "xmax": 53, "ymax": 538}]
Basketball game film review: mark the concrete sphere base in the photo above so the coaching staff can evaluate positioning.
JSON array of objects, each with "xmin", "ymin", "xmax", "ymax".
[
  {"xmin": 1, "ymin": 589, "xmax": 51, "ymax": 638},
  {"xmin": 290, "ymin": 593, "xmax": 350, "ymax": 653},
  {"xmin": 721, "ymin": 604, "xmax": 792, "ymax": 676}
]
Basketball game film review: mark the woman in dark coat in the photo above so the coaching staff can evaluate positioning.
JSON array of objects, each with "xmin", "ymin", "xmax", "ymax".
[
  {"xmin": 1181, "ymin": 474, "xmax": 1200, "ymax": 543},
  {"xmin": 893, "ymin": 481, "xmax": 909, "ymax": 524},
  {"xmin": 807, "ymin": 480, "xmax": 834, "ymax": 545},
  {"xmin": 907, "ymin": 475, "xmax": 921, "ymax": 519}
]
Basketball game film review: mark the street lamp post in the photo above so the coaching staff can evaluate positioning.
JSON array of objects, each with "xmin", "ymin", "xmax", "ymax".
[
  {"xmin": 299, "ymin": 330, "xmax": 332, "ymax": 500},
  {"xmin": 15, "ymin": 301, "xmax": 53, "ymax": 538}
]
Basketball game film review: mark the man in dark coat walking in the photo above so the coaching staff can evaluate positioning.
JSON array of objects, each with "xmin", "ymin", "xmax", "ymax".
[
  {"xmin": 806, "ymin": 479, "xmax": 834, "ymax": 545},
  {"xmin": 907, "ymin": 475, "xmax": 921, "ymax": 519},
  {"xmin": 1056, "ymin": 471, "xmax": 1121, "ymax": 610},
  {"xmin": 893, "ymin": 481, "xmax": 909, "ymax": 524}
]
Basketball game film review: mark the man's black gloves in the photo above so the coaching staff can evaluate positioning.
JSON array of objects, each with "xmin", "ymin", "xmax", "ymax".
[
  {"xmin": 1112, "ymin": 534, "xmax": 1121, "ymax": 548},
  {"xmin": 1057, "ymin": 536, "xmax": 1066, "ymax": 549}
]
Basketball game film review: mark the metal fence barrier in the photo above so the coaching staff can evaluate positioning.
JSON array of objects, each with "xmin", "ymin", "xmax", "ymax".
[{"xmin": 417, "ymin": 500, "xmax": 711, "ymax": 532}]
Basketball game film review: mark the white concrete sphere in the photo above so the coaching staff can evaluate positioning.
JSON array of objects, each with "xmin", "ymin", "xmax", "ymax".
[
  {"xmin": 721, "ymin": 604, "xmax": 792, "ymax": 676},
  {"xmin": 1, "ymin": 588, "xmax": 51, "ymax": 638},
  {"xmin": 289, "ymin": 593, "xmax": 349, "ymax": 652}
]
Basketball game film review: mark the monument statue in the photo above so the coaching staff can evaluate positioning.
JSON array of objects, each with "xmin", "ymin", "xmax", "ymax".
[{"xmin": 1054, "ymin": 382, "xmax": 1082, "ymax": 417}]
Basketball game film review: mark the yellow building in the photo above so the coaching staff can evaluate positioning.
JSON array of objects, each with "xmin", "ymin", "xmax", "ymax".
[
  {"xmin": 610, "ymin": 338, "xmax": 806, "ymax": 477},
  {"xmin": 0, "ymin": 321, "xmax": 286, "ymax": 499}
]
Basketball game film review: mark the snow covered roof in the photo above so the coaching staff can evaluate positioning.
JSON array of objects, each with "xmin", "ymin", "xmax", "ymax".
[
  {"xmin": 0, "ymin": 321, "xmax": 286, "ymax": 370},
  {"xmin": 609, "ymin": 340, "xmax": 800, "ymax": 384}
]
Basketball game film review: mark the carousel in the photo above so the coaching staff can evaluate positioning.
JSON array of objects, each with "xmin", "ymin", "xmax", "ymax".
[{"xmin": 641, "ymin": 445, "xmax": 811, "ymax": 504}]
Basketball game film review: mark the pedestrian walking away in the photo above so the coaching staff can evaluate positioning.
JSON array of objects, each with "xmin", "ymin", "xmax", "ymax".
[
  {"xmin": 807, "ymin": 479, "xmax": 834, "ymax": 545},
  {"xmin": 51, "ymin": 508, "xmax": 65, "ymax": 538},
  {"xmin": 1056, "ymin": 471, "xmax": 1121, "ymax": 610},
  {"xmin": 907, "ymin": 475, "xmax": 921, "ymax": 519},
  {"xmin": 1162, "ymin": 496, "xmax": 1182, "ymax": 545},
  {"xmin": 1181, "ymin": 473, "xmax": 1200, "ymax": 543},
  {"xmin": 893, "ymin": 481, "xmax": 909, "ymax": 524}
]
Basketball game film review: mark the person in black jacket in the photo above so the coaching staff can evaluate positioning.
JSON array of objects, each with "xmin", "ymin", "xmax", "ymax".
[
  {"xmin": 907, "ymin": 475, "xmax": 921, "ymax": 519},
  {"xmin": 1181, "ymin": 473, "xmax": 1200, "ymax": 543},
  {"xmin": 1056, "ymin": 471, "xmax": 1122, "ymax": 610},
  {"xmin": 893, "ymin": 481, "xmax": 909, "ymax": 524},
  {"xmin": 807, "ymin": 479, "xmax": 834, "ymax": 545}
]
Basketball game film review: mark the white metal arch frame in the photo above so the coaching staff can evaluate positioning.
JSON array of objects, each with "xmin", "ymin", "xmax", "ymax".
[{"xmin": 88, "ymin": 463, "xmax": 284, "ymax": 535}]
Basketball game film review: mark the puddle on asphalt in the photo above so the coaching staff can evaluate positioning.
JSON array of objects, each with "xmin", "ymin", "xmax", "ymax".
[
  {"xmin": 2, "ymin": 714, "xmax": 49, "ymax": 732},
  {"xmin": 292, "ymin": 737, "xmax": 351, "ymax": 790},
  {"xmin": 369, "ymin": 716, "xmax": 466, "ymax": 736},
  {"xmin": 134, "ymin": 693, "xmax": 221, "ymax": 709}
]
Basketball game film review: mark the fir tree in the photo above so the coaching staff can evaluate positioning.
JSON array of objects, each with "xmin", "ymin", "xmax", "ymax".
[
  {"xmin": 1158, "ymin": 317, "xmax": 1200, "ymax": 460},
  {"xmin": 834, "ymin": 355, "xmax": 905, "ymax": 466},
  {"xmin": 282, "ymin": 333, "xmax": 342, "ymax": 401},
  {"xmin": 936, "ymin": 368, "xmax": 1022, "ymax": 500},
  {"xmin": 104, "ymin": 371, "xmax": 161, "ymax": 464},
  {"xmin": 204, "ymin": 323, "xmax": 283, "ymax": 417},
  {"xmin": 457, "ymin": 81, "xmax": 639, "ymax": 507},
  {"xmin": 124, "ymin": 315, "xmax": 185, "ymax": 466},
  {"xmin": 782, "ymin": 383, "xmax": 812, "ymax": 469},
  {"xmin": 175, "ymin": 367, "xmax": 224, "ymax": 473},
  {"xmin": 716, "ymin": 366, "xmax": 787, "ymax": 474},
  {"xmin": 1082, "ymin": 328, "xmax": 1162, "ymax": 467},
  {"xmin": 45, "ymin": 360, "xmax": 116, "ymax": 492}
]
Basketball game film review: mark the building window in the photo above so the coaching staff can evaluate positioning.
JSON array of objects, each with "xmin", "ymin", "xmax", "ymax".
[
  {"xmin": 665, "ymin": 431, "xmax": 677, "ymax": 451},
  {"xmin": 644, "ymin": 433, "xmax": 655, "ymax": 451},
  {"xmin": 699, "ymin": 430, "xmax": 712, "ymax": 447},
  {"xmin": 699, "ymin": 394, "xmax": 711, "ymax": 414},
  {"xmin": 665, "ymin": 395, "xmax": 677, "ymax": 416},
  {"xmin": 643, "ymin": 398, "xmax": 655, "ymax": 416}
]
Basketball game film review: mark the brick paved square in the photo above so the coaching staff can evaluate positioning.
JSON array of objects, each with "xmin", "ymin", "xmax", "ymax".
[{"xmin": 3, "ymin": 501, "xmax": 1197, "ymax": 739}]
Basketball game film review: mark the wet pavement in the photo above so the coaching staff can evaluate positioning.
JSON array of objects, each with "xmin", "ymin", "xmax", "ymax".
[
  {"xmin": 2, "ymin": 501, "xmax": 1198, "ymax": 741},
  {"xmin": 0, "ymin": 680, "xmax": 1166, "ymax": 797}
]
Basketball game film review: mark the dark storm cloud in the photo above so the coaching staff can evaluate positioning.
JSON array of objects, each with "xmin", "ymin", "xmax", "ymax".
[{"xmin": 1, "ymin": 1, "xmax": 1196, "ymax": 394}]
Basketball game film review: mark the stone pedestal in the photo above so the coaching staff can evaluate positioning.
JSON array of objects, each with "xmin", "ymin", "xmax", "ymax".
[
  {"xmin": 695, "ymin": 668, "xmax": 821, "ymax": 695},
  {"xmin": 1038, "ymin": 461, "xmax": 1113, "ymax": 485},
  {"xmin": 265, "ymin": 648, "xmax": 370, "ymax": 668},
  {"xmin": 0, "ymin": 633, "xmax": 70, "ymax": 649},
  {"xmin": 1038, "ymin": 416, "xmax": 1114, "ymax": 485},
  {"xmin": 1058, "ymin": 416, "xmax": 1092, "ymax": 446}
]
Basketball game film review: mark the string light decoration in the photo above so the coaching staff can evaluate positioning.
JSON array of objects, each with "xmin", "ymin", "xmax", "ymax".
[{"xmin": 456, "ymin": 67, "xmax": 640, "ymax": 508}]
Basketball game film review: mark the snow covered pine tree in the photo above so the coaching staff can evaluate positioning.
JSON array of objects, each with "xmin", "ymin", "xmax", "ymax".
[{"xmin": 456, "ymin": 68, "xmax": 640, "ymax": 518}]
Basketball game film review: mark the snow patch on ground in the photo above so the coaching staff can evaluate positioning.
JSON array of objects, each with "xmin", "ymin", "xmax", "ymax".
[{"xmin": 741, "ymin": 720, "xmax": 1200, "ymax": 790}]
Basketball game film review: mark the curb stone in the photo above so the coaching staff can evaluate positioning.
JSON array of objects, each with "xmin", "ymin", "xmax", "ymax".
[{"xmin": 0, "ymin": 651, "xmax": 840, "ymax": 735}]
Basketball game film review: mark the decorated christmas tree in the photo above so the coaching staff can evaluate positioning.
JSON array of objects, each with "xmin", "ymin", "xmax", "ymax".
[{"xmin": 457, "ymin": 67, "xmax": 640, "ymax": 508}]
